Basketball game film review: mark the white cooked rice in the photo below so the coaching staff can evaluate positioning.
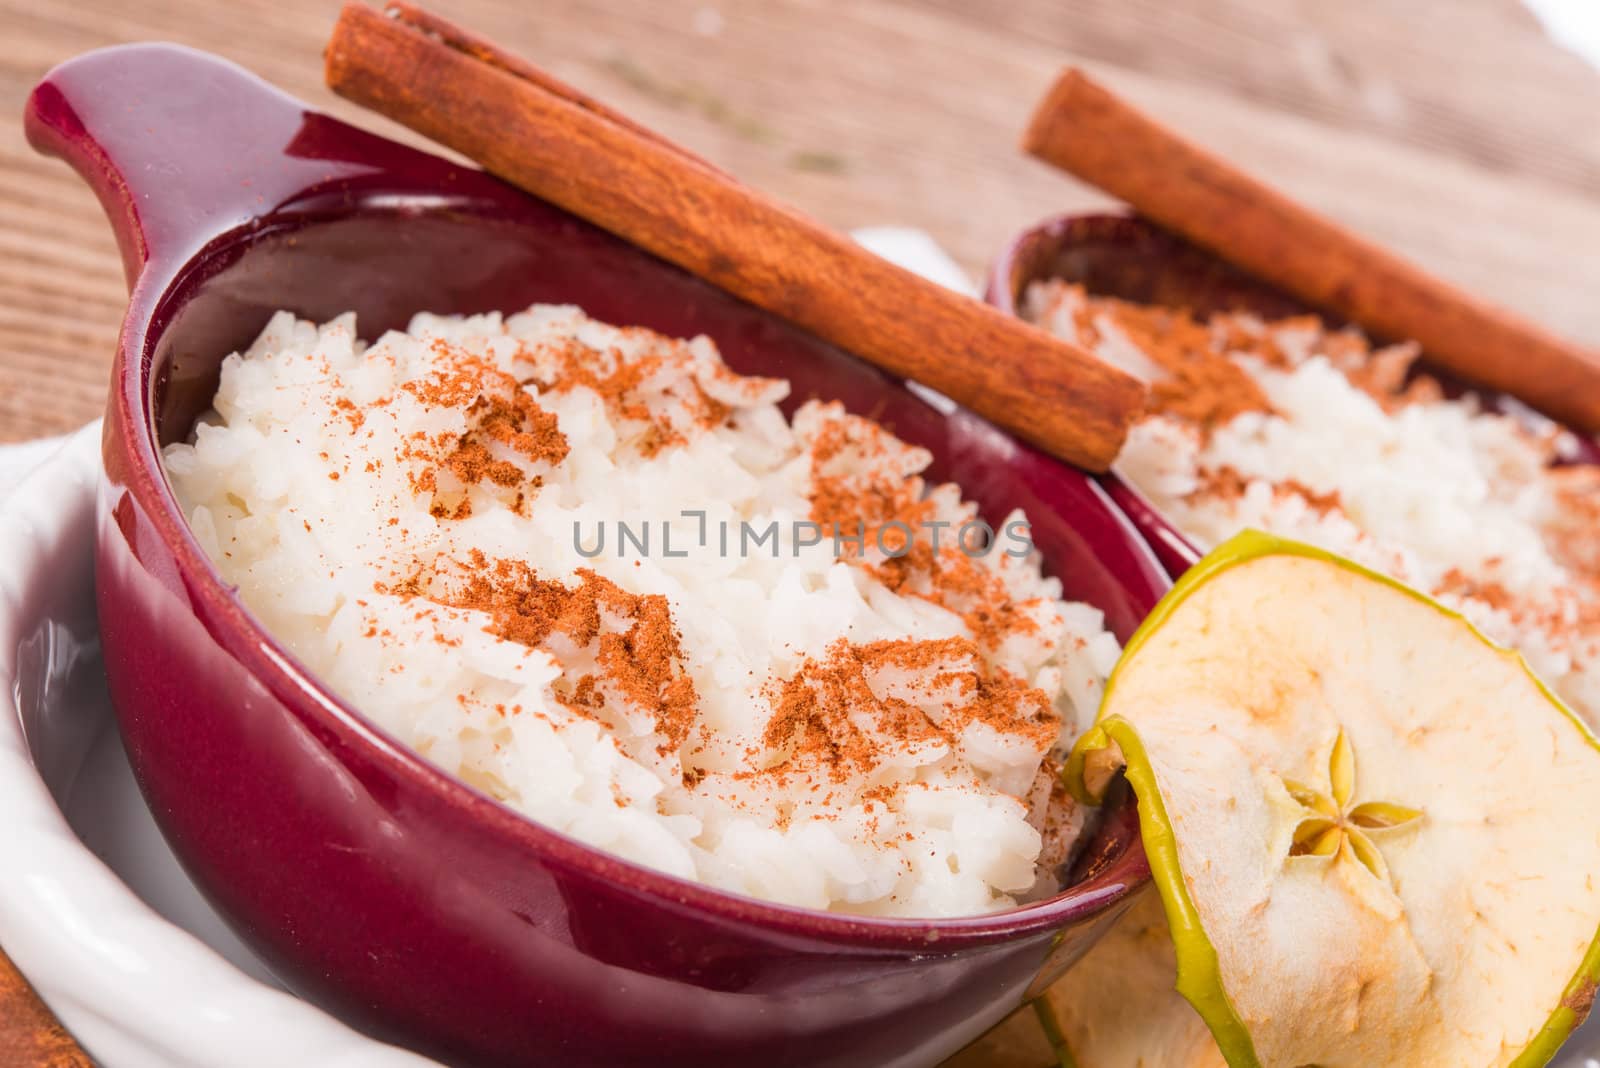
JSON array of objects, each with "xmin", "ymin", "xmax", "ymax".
[
  {"xmin": 164, "ymin": 304, "xmax": 1123, "ymax": 918},
  {"xmin": 1028, "ymin": 280, "xmax": 1600, "ymax": 725}
]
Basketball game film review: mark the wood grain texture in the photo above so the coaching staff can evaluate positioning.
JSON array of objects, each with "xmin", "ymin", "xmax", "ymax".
[
  {"xmin": 3, "ymin": 1, "xmax": 1600, "ymax": 1065},
  {"xmin": 0, "ymin": 951, "xmax": 91, "ymax": 1067},
  {"xmin": 3, "ymin": 0, "xmax": 1600, "ymax": 447}
]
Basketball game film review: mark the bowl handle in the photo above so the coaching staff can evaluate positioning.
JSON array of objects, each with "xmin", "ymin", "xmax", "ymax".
[{"xmin": 23, "ymin": 43, "xmax": 356, "ymax": 290}]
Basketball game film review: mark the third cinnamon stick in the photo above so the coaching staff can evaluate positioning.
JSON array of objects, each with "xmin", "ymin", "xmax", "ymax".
[{"xmin": 1024, "ymin": 68, "xmax": 1600, "ymax": 435}]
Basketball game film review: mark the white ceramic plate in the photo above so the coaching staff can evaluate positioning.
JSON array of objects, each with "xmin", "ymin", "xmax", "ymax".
[
  {"xmin": 3, "ymin": 425, "xmax": 1597, "ymax": 1068},
  {"xmin": 0, "ymin": 424, "xmax": 438, "ymax": 1068}
]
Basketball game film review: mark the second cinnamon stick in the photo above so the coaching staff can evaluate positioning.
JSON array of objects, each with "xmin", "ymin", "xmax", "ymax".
[
  {"xmin": 1024, "ymin": 68, "xmax": 1600, "ymax": 435},
  {"xmin": 326, "ymin": 4, "xmax": 1144, "ymax": 472}
]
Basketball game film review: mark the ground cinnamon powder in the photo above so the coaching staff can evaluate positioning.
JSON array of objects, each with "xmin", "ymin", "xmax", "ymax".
[
  {"xmin": 1037, "ymin": 282, "xmax": 1598, "ymax": 666},
  {"xmin": 435, "ymin": 554, "xmax": 700, "ymax": 758},
  {"xmin": 1055, "ymin": 290, "xmax": 1269, "ymax": 427},
  {"xmin": 519, "ymin": 335, "xmax": 744, "ymax": 456},
  {"xmin": 803, "ymin": 408, "xmax": 1043, "ymax": 651},
  {"xmin": 400, "ymin": 343, "xmax": 569, "ymax": 513},
  {"xmin": 805, "ymin": 414, "xmax": 933, "ymax": 537},
  {"xmin": 370, "ymin": 337, "xmax": 1071, "ymax": 832},
  {"xmin": 760, "ymin": 637, "xmax": 1059, "ymax": 786},
  {"xmin": 1547, "ymin": 466, "xmax": 1600, "ymax": 585},
  {"xmin": 1038, "ymin": 283, "xmax": 1442, "ymax": 426}
]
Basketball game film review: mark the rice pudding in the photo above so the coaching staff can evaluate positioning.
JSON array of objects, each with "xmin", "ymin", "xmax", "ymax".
[
  {"xmin": 1026, "ymin": 280, "xmax": 1600, "ymax": 724},
  {"xmin": 164, "ymin": 305, "xmax": 1122, "ymax": 918}
]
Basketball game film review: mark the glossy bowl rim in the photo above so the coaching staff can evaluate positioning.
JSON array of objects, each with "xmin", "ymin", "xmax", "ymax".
[{"xmin": 986, "ymin": 211, "xmax": 1210, "ymax": 575}]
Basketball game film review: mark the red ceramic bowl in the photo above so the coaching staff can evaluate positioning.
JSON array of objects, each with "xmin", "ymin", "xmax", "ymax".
[
  {"xmin": 26, "ymin": 46, "xmax": 1167, "ymax": 1068},
  {"xmin": 988, "ymin": 212, "xmax": 1600, "ymax": 577}
]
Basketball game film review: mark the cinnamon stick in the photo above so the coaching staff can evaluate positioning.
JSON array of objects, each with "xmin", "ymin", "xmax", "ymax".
[
  {"xmin": 1023, "ymin": 68, "xmax": 1600, "ymax": 435},
  {"xmin": 325, "ymin": 4, "xmax": 1145, "ymax": 472}
]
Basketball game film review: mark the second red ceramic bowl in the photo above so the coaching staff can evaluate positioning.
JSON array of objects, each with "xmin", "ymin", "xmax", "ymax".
[{"xmin": 987, "ymin": 212, "xmax": 1600, "ymax": 577}]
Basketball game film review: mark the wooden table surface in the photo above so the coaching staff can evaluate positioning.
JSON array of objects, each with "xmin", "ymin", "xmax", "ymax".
[{"xmin": 3, "ymin": 0, "xmax": 1598, "ymax": 1062}]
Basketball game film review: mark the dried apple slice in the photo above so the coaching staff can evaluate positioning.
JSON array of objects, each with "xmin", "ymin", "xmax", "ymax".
[
  {"xmin": 1058, "ymin": 530, "xmax": 1600, "ymax": 1068},
  {"xmin": 1041, "ymin": 889, "xmax": 1226, "ymax": 1068}
]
